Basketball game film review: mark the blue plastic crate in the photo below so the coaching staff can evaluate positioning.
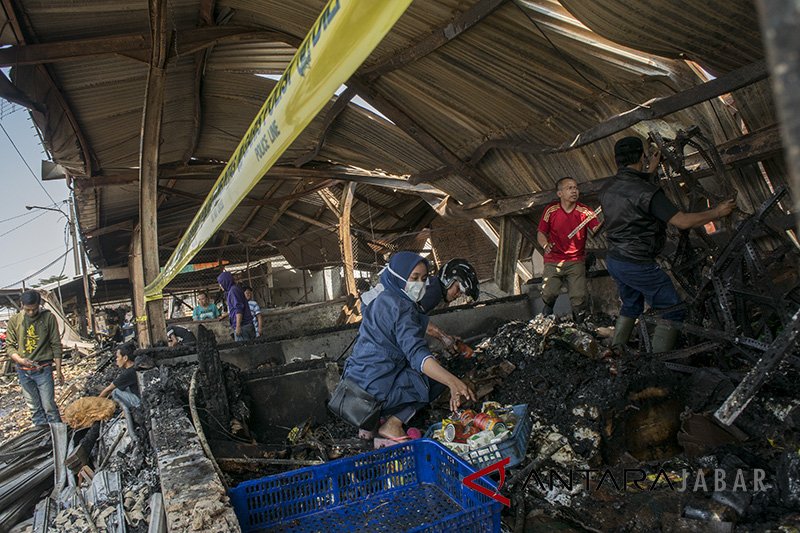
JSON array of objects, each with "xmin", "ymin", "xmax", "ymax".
[
  {"xmin": 424, "ymin": 404, "xmax": 531, "ymax": 470},
  {"xmin": 229, "ymin": 439, "xmax": 502, "ymax": 532}
]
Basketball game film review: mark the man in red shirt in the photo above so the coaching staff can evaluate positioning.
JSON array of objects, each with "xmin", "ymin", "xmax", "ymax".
[{"xmin": 537, "ymin": 177, "xmax": 600, "ymax": 320}]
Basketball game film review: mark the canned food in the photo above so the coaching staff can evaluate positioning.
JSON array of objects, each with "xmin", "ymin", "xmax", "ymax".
[
  {"xmin": 472, "ymin": 412, "xmax": 507, "ymax": 434},
  {"xmin": 443, "ymin": 420, "xmax": 478, "ymax": 443},
  {"xmin": 458, "ymin": 409, "xmax": 477, "ymax": 425}
]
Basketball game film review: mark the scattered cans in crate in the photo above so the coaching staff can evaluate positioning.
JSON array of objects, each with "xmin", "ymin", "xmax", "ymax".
[
  {"xmin": 426, "ymin": 403, "xmax": 531, "ymax": 470},
  {"xmin": 229, "ymin": 439, "xmax": 502, "ymax": 532}
]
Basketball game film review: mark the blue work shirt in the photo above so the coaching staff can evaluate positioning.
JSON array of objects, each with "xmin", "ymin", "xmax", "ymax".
[{"xmin": 345, "ymin": 287, "xmax": 435, "ymax": 409}]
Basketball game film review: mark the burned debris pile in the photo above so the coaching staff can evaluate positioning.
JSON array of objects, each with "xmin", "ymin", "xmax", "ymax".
[{"xmin": 444, "ymin": 314, "xmax": 800, "ymax": 531}]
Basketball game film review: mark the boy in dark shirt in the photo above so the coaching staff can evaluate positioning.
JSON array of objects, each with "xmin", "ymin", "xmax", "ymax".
[
  {"xmin": 66, "ymin": 343, "xmax": 141, "ymax": 471},
  {"xmin": 99, "ymin": 342, "xmax": 140, "ymax": 409}
]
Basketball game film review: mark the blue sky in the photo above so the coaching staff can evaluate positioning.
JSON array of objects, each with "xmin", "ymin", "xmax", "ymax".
[{"xmin": 0, "ymin": 107, "xmax": 78, "ymax": 289}]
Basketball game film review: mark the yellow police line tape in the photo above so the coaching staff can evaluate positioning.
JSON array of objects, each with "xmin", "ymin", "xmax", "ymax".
[{"xmin": 144, "ymin": 0, "xmax": 412, "ymax": 302}]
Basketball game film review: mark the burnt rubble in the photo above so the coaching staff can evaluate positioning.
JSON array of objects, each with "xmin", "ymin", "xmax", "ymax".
[{"xmin": 452, "ymin": 315, "xmax": 800, "ymax": 532}]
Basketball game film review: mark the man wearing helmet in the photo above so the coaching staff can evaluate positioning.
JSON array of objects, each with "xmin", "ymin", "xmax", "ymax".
[{"xmin": 419, "ymin": 259, "xmax": 480, "ymax": 353}]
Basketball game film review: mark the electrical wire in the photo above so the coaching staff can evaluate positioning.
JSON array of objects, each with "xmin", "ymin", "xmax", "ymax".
[
  {"xmin": 1, "ymin": 248, "xmax": 72, "ymax": 289},
  {"xmin": 0, "ymin": 121, "xmax": 60, "ymax": 206},
  {"xmin": 0, "ymin": 244, "xmax": 66, "ymax": 270},
  {"xmin": 0, "ymin": 203, "xmax": 59, "ymax": 225},
  {"xmin": 0, "ymin": 209, "xmax": 49, "ymax": 238}
]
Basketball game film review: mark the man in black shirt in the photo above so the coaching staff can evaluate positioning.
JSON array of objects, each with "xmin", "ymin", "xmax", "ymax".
[
  {"xmin": 66, "ymin": 343, "xmax": 141, "ymax": 471},
  {"xmin": 600, "ymin": 136, "xmax": 736, "ymax": 353},
  {"xmin": 99, "ymin": 342, "xmax": 141, "ymax": 409},
  {"xmin": 167, "ymin": 325, "xmax": 197, "ymax": 348}
]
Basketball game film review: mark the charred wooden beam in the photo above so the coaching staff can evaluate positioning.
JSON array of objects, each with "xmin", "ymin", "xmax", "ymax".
[
  {"xmin": 252, "ymin": 181, "xmax": 308, "ymax": 242},
  {"xmin": 237, "ymin": 179, "xmax": 284, "ymax": 234},
  {"xmin": 73, "ymin": 163, "xmax": 441, "ymax": 194},
  {"xmin": 0, "ymin": 71, "xmax": 43, "ymax": 112},
  {"xmin": 283, "ymin": 208, "xmax": 333, "ymax": 229},
  {"xmin": 156, "ymin": 179, "xmax": 335, "ymax": 207},
  {"xmin": 715, "ymin": 309, "xmax": 800, "ymax": 425},
  {"xmin": 294, "ymin": 87, "xmax": 356, "ymax": 167},
  {"xmin": 433, "ymin": 123, "xmax": 785, "ymax": 221},
  {"xmin": 183, "ymin": 0, "xmax": 216, "ymax": 165}
]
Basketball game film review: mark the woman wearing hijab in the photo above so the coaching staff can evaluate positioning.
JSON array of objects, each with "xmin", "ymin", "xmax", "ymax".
[{"xmin": 344, "ymin": 252, "xmax": 476, "ymax": 440}]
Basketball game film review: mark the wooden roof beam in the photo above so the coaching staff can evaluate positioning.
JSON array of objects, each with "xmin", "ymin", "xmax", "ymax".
[
  {"xmin": 361, "ymin": 0, "xmax": 507, "ymax": 81},
  {"xmin": 182, "ymin": 0, "xmax": 216, "ymax": 165},
  {"xmin": 0, "ymin": 25, "xmax": 299, "ymax": 67},
  {"xmin": 294, "ymin": 87, "xmax": 356, "ymax": 167},
  {"xmin": 73, "ymin": 163, "xmax": 444, "ymax": 194}
]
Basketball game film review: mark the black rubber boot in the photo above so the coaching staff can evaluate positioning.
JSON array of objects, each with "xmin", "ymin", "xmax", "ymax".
[
  {"xmin": 652, "ymin": 325, "xmax": 679, "ymax": 353},
  {"xmin": 611, "ymin": 316, "xmax": 636, "ymax": 350},
  {"xmin": 542, "ymin": 302, "xmax": 555, "ymax": 316}
]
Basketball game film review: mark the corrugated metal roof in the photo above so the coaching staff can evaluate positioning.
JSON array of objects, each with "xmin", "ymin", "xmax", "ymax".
[{"xmin": 8, "ymin": 0, "xmax": 782, "ymax": 276}]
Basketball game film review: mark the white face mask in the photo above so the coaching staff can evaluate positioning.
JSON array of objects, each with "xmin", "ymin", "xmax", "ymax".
[
  {"xmin": 388, "ymin": 265, "xmax": 427, "ymax": 303},
  {"xmin": 404, "ymin": 280, "xmax": 427, "ymax": 302}
]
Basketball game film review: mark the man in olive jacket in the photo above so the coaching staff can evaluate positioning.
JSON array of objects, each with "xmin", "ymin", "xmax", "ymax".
[{"xmin": 6, "ymin": 290, "xmax": 64, "ymax": 426}]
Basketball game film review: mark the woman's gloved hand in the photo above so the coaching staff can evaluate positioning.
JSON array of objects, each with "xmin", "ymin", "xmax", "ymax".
[{"xmin": 448, "ymin": 378, "xmax": 476, "ymax": 412}]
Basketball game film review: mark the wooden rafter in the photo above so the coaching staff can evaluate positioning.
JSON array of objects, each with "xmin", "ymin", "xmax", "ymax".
[
  {"xmin": 237, "ymin": 179, "xmax": 285, "ymax": 233},
  {"xmin": 73, "ymin": 164, "xmax": 443, "ymax": 194},
  {"xmin": 361, "ymin": 0, "xmax": 507, "ymax": 81},
  {"xmin": 252, "ymin": 181, "xmax": 308, "ymax": 243},
  {"xmin": 0, "ymin": 25, "xmax": 298, "ymax": 67},
  {"xmin": 296, "ymin": 0, "xmax": 505, "ymax": 170},
  {"xmin": 156, "ymin": 179, "xmax": 335, "ymax": 207},
  {"xmin": 294, "ymin": 87, "xmax": 356, "ymax": 167},
  {"xmin": 183, "ymin": 0, "xmax": 215, "ymax": 164}
]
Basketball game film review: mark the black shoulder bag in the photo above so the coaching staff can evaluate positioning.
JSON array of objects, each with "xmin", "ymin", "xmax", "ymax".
[{"xmin": 327, "ymin": 377, "xmax": 381, "ymax": 430}]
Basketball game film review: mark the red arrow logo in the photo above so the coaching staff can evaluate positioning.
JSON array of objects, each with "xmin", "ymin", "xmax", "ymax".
[{"xmin": 462, "ymin": 457, "xmax": 511, "ymax": 507}]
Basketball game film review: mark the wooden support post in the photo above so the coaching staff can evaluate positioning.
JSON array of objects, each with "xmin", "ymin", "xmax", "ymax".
[
  {"xmin": 494, "ymin": 217, "xmax": 523, "ymax": 294},
  {"xmin": 339, "ymin": 183, "xmax": 357, "ymax": 297},
  {"xmin": 337, "ymin": 183, "xmax": 359, "ymax": 324},
  {"xmin": 129, "ymin": 224, "xmax": 150, "ymax": 347},
  {"xmin": 138, "ymin": 0, "xmax": 169, "ymax": 345}
]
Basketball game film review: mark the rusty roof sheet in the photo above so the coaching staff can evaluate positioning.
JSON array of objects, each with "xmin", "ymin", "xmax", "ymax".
[{"xmin": 3, "ymin": 0, "xmax": 780, "ymax": 275}]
